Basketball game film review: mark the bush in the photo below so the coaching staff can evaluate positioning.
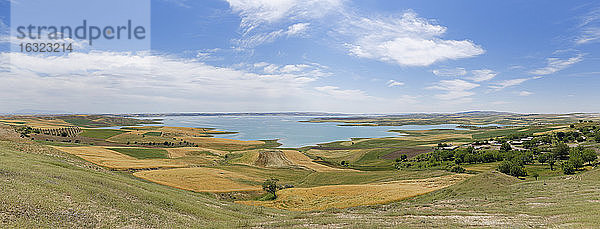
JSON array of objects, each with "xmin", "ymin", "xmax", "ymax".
[
  {"xmin": 552, "ymin": 143, "xmax": 570, "ymax": 159},
  {"xmin": 497, "ymin": 160, "xmax": 527, "ymax": 177},
  {"xmin": 449, "ymin": 165, "xmax": 466, "ymax": 173},
  {"xmin": 561, "ymin": 161, "xmax": 576, "ymax": 175},
  {"xmin": 500, "ymin": 142, "xmax": 512, "ymax": 152}
]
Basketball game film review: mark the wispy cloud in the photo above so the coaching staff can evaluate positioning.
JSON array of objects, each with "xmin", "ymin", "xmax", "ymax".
[
  {"xmin": 467, "ymin": 69, "xmax": 497, "ymax": 82},
  {"xmin": 386, "ymin": 80, "xmax": 405, "ymax": 87},
  {"xmin": 518, "ymin": 91, "xmax": 533, "ymax": 96},
  {"xmin": 225, "ymin": 0, "xmax": 341, "ymax": 33},
  {"xmin": 489, "ymin": 77, "xmax": 534, "ymax": 91},
  {"xmin": 432, "ymin": 67, "xmax": 467, "ymax": 77},
  {"xmin": 528, "ymin": 54, "xmax": 583, "ymax": 75},
  {"xmin": 225, "ymin": 0, "xmax": 340, "ymax": 48},
  {"xmin": 575, "ymin": 7, "xmax": 600, "ymax": 44},
  {"xmin": 427, "ymin": 79, "xmax": 479, "ymax": 100},
  {"xmin": 234, "ymin": 22, "xmax": 311, "ymax": 48},
  {"xmin": 340, "ymin": 11, "xmax": 484, "ymax": 66}
]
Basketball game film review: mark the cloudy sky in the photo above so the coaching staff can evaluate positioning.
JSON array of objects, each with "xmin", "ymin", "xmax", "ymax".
[{"xmin": 1, "ymin": 0, "xmax": 599, "ymax": 114}]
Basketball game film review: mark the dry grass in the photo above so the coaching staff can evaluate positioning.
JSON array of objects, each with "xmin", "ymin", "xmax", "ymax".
[
  {"xmin": 50, "ymin": 146, "xmax": 187, "ymax": 170},
  {"xmin": 239, "ymin": 174, "xmax": 471, "ymax": 211},
  {"xmin": 306, "ymin": 148, "xmax": 371, "ymax": 162},
  {"xmin": 133, "ymin": 167, "xmax": 262, "ymax": 192},
  {"xmin": 282, "ymin": 150, "xmax": 347, "ymax": 172},
  {"xmin": 0, "ymin": 118, "xmax": 72, "ymax": 128},
  {"xmin": 165, "ymin": 147, "xmax": 228, "ymax": 158}
]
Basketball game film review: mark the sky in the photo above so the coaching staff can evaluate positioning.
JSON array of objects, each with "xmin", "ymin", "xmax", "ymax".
[{"xmin": 0, "ymin": 0, "xmax": 599, "ymax": 114}]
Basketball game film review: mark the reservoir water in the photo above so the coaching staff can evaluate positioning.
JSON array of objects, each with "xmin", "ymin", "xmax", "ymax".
[{"xmin": 124, "ymin": 116, "xmax": 475, "ymax": 148}]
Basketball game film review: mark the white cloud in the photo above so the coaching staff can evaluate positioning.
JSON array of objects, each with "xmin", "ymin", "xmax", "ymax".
[
  {"xmin": 427, "ymin": 79, "xmax": 479, "ymax": 100},
  {"xmin": 251, "ymin": 62, "xmax": 329, "ymax": 77},
  {"xmin": 234, "ymin": 22, "xmax": 312, "ymax": 48},
  {"xmin": 576, "ymin": 27, "xmax": 600, "ymax": 44},
  {"xmin": 314, "ymin": 86, "xmax": 374, "ymax": 100},
  {"xmin": 489, "ymin": 77, "xmax": 532, "ymax": 91},
  {"xmin": 576, "ymin": 7, "xmax": 600, "ymax": 45},
  {"xmin": 196, "ymin": 48, "xmax": 222, "ymax": 61},
  {"xmin": 529, "ymin": 54, "xmax": 583, "ymax": 75},
  {"xmin": 518, "ymin": 91, "xmax": 533, "ymax": 96},
  {"xmin": 0, "ymin": 51, "xmax": 338, "ymax": 112},
  {"xmin": 432, "ymin": 67, "xmax": 467, "ymax": 77},
  {"xmin": 386, "ymin": 80, "xmax": 404, "ymax": 87},
  {"xmin": 286, "ymin": 23, "xmax": 310, "ymax": 35},
  {"xmin": 225, "ymin": 0, "xmax": 342, "ymax": 32},
  {"xmin": 225, "ymin": 0, "xmax": 340, "ymax": 48},
  {"xmin": 467, "ymin": 69, "xmax": 497, "ymax": 82},
  {"xmin": 341, "ymin": 12, "xmax": 484, "ymax": 66}
]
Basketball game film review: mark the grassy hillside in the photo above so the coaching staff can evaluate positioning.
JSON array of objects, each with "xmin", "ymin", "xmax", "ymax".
[{"xmin": 0, "ymin": 140, "xmax": 290, "ymax": 228}]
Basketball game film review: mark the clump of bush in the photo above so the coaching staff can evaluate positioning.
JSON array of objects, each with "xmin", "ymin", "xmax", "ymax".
[
  {"xmin": 448, "ymin": 165, "xmax": 466, "ymax": 173},
  {"xmin": 497, "ymin": 160, "xmax": 527, "ymax": 177}
]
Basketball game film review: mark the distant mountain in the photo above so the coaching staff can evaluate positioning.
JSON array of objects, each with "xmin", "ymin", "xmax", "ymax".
[
  {"xmin": 120, "ymin": 112, "xmax": 352, "ymax": 117},
  {"xmin": 9, "ymin": 109, "xmax": 72, "ymax": 115},
  {"xmin": 454, "ymin": 111, "xmax": 517, "ymax": 116}
]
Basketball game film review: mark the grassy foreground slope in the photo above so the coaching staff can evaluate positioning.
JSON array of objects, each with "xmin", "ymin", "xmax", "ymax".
[{"xmin": 0, "ymin": 140, "xmax": 289, "ymax": 228}]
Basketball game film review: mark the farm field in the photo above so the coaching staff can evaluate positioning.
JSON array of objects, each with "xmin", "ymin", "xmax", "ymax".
[
  {"xmin": 50, "ymin": 146, "xmax": 188, "ymax": 170},
  {"xmin": 239, "ymin": 174, "xmax": 471, "ymax": 211}
]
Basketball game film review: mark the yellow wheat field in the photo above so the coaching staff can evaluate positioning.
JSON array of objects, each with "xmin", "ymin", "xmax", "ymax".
[
  {"xmin": 51, "ymin": 146, "xmax": 187, "ymax": 170},
  {"xmin": 133, "ymin": 167, "xmax": 262, "ymax": 192},
  {"xmin": 239, "ymin": 174, "xmax": 471, "ymax": 211}
]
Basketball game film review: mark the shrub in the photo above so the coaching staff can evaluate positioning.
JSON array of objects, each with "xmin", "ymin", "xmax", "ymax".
[
  {"xmin": 497, "ymin": 160, "xmax": 527, "ymax": 177},
  {"xmin": 561, "ymin": 161, "xmax": 576, "ymax": 175},
  {"xmin": 449, "ymin": 165, "xmax": 466, "ymax": 173}
]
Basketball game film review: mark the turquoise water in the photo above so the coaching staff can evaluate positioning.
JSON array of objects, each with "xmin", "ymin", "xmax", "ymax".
[{"xmin": 125, "ymin": 116, "xmax": 473, "ymax": 148}]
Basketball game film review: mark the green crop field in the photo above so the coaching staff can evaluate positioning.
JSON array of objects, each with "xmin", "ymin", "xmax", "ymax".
[
  {"xmin": 79, "ymin": 129, "xmax": 126, "ymax": 139},
  {"xmin": 106, "ymin": 147, "xmax": 169, "ymax": 159}
]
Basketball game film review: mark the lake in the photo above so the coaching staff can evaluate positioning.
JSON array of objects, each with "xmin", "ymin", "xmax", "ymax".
[{"xmin": 119, "ymin": 116, "xmax": 476, "ymax": 148}]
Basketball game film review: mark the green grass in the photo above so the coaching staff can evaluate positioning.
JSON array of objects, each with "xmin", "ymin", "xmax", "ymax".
[
  {"xmin": 79, "ymin": 129, "xmax": 126, "ymax": 139},
  {"xmin": 62, "ymin": 118, "xmax": 93, "ymax": 126},
  {"xmin": 106, "ymin": 147, "xmax": 169, "ymax": 159},
  {"xmin": 143, "ymin": 131, "xmax": 162, "ymax": 137}
]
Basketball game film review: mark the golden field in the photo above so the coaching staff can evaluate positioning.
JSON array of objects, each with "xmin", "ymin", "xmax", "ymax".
[
  {"xmin": 50, "ymin": 146, "xmax": 188, "ymax": 170},
  {"xmin": 238, "ymin": 174, "xmax": 471, "ymax": 211},
  {"xmin": 133, "ymin": 167, "xmax": 262, "ymax": 192}
]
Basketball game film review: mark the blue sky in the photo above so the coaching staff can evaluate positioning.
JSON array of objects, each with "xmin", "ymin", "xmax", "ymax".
[{"xmin": 1, "ymin": 0, "xmax": 599, "ymax": 114}]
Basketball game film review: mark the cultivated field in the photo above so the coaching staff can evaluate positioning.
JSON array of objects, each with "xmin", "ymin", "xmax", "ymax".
[
  {"xmin": 50, "ymin": 146, "xmax": 188, "ymax": 170},
  {"xmin": 239, "ymin": 174, "xmax": 471, "ymax": 211},
  {"xmin": 134, "ymin": 167, "xmax": 263, "ymax": 192}
]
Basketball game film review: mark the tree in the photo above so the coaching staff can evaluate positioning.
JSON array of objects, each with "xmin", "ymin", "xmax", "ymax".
[
  {"xmin": 262, "ymin": 178, "xmax": 281, "ymax": 199},
  {"xmin": 537, "ymin": 153, "xmax": 549, "ymax": 164},
  {"xmin": 498, "ymin": 160, "xmax": 527, "ymax": 177},
  {"xmin": 531, "ymin": 172, "xmax": 539, "ymax": 180},
  {"xmin": 552, "ymin": 143, "xmax": 570, "ymax": 160},
  {"xmin": 582, "ymin": 149, "xmax": 598, "ymax": 165},
  {"xmin": 449, "ymin": 165, "xmax": 466, "ymax": 173},
  {"xmin": 500, "ymin": 142, "xmax": 512, "ymax": 152},
  {"xmin": 561, "ymin": 161, "xmax": 575, "ymax": 175},
  {"xmin": 400, "ymin": 154, "xmax": 408, "ymax": 161},
  {"xmin": 548, "ymin": 157, "xmax": 556, "ymax": 171}
]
